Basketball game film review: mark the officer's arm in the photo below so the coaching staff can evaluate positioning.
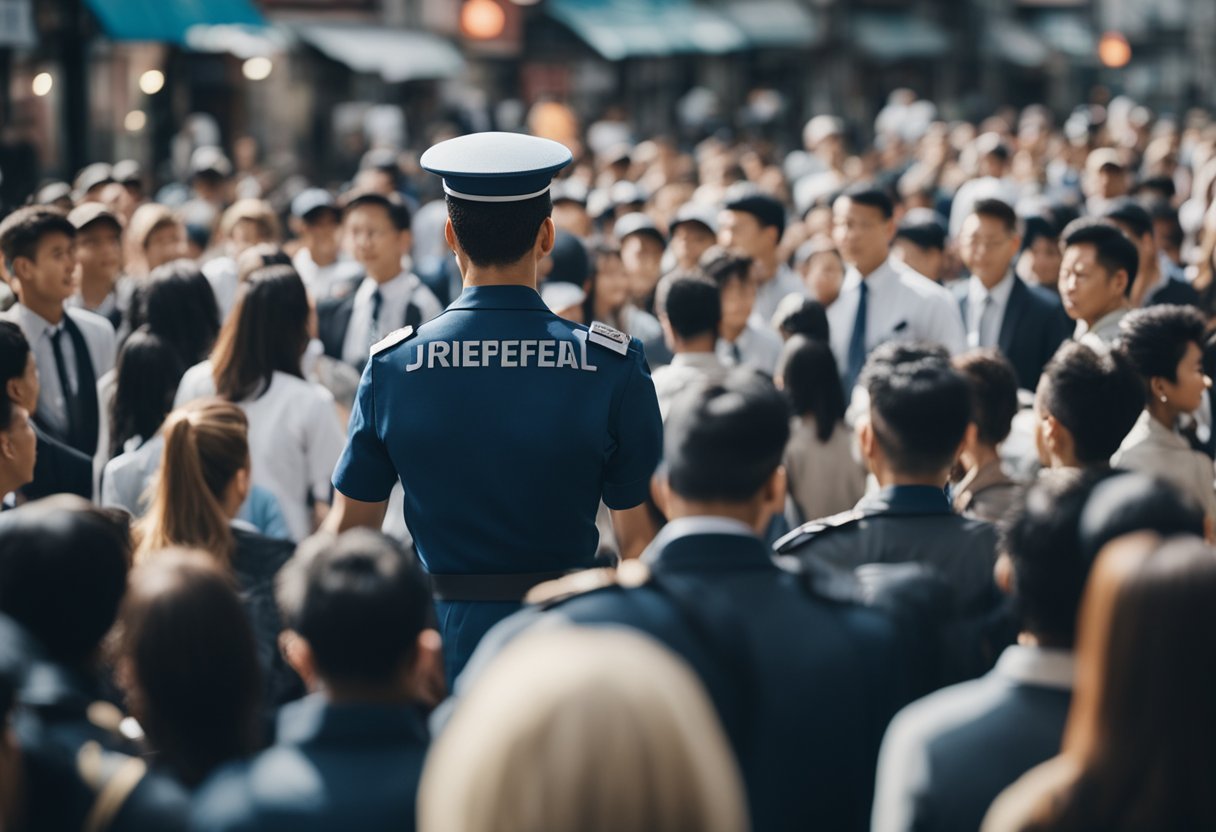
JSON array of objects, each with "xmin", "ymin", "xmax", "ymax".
[
  {"xmin": 323, "ymin": 492, "xmax": 388, "ymax": 533},
  {"xmin": 611, "ymin": 504, "xmax": 658, "ymax": 560}
]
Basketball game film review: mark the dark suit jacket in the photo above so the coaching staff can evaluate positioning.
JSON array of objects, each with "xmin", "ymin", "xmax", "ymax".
[
  {"xmin": 24, "ymin": 423, "xmax": 93, "ymax": 501},
  {"xmin": 957, "ymin": 276, "xmax": 1072, "ymax": 391},
  {"xmin": 316, "ymin": 276, "xmax": 424, "ymax": 366}
]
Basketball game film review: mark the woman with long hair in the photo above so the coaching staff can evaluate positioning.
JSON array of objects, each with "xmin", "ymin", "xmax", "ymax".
[
  {"xmin": 134, "ymin": 398, "xmax": 301, "ymax": 705},
  {"xmin": 983, "ymin": 534, "xmax": 1216, "ymax": 831},
  {"xmin": 175, "ymin": 264, "xmax": 345, "ymax": 541},
  {"xmin": 115, "ymin": 549, "xmax": 263, "ymax": 788}
]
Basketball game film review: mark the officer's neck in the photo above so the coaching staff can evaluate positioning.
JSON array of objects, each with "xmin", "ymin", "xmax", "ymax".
[
  {"xmin": 462, "ymin": 262, "xmax": 537, "ymax": 289},
  {"xmin": 665, "ymin": 496, "xmax": 769, "ymax": 535}
]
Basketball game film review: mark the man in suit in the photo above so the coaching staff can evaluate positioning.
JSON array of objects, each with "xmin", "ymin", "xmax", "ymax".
[
  {"xmin": 0, "ymin": 321, "xmax": 90, "ymax": 500},
  {"xmin": 871, "ymin": 471, "xmax": 1203, "ymax": 832},
  {"xmin": 452, "ymin": 370, "xmax": 906, "ymax": 832},
  {"xmin": 316, "ymin": 192, "xmax": 443, "ymax": 369},
  {"xmin": 956, "ymin": 199, "xmax": 1071, "ymax": 391},
  {"xmin": 1103, "ymin": 199, "xmax": 1200, "ymax": 309}
]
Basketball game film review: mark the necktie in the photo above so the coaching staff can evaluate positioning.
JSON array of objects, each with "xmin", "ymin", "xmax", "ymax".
[
  {"xmin": 49, "ymin": 327, "xmax": 81, "ymax": 442},
  {"xmin": 978, "ymin": 294, "xmax": 998, "ymax": 348},
  {"xmin": 731, "ymin": 341, "xmax": 743, "ymax": 365},
  {"xmin": 844, "ymin": 279, "xmax": 869, "ymax": 390},
  {"xmin": 369, "ymin": 287, "xmax": 384, "ymax": 346}
]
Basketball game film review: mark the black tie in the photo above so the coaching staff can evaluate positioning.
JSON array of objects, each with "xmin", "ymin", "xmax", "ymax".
[
  {"xmin": 49, "ymin": 327, "xmax": 82, "ymax": 444},
  {"xmin": 369, "ymin": 287, "xmax": 384, "ymax": 345}
]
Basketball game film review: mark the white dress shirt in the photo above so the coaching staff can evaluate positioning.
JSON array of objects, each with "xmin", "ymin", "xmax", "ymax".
[
  {"xmin": 202, "ymin": 256, "xmax": 239, "ymax": 323},
  {"xmin": 827, "ymin": 257, "xmax": 967, "ymax": 371},
  {"xmin": 753, "ymin": 263, "xmax": 807, "ymax": 325},
  {"xmin": 717, "ymin": 314, "xmax": 784, "ymax": 376},
  {"xmin": 651, "ymin": 351, "xmax": 729, "ymax": 420},
  {"xmin": 175, "ymin": 361, "xmax": 347, "ymax": 541},
  {"xmin": 340, "ymin": 272, "xmax": 443, "ymax": 366},
  {"xmin": 966, "ymin": 271, "xmax": 1016, "ymax": 349},
  {"xmin": 1, "ymin": 304, "xmax": 116, "ymax": 440},
  {"xmin": 291, "ymin": 249, "xmax": 362, "ymax": 300},
  {"xmin": 1073, "ymin": 306, "xmax": 1129, "ymax": 352}
]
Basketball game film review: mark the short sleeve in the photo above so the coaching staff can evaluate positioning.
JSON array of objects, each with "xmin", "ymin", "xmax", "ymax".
[
  {"xmin": 331, "ymin": 360, "xmax": 398, "ymax": 503},
  {"xmin": 602, "ymin": 344, "xmax": 663, "ymax": 510}
]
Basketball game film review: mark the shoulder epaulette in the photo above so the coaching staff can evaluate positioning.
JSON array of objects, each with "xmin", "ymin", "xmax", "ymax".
[
  {"xmin": 587, "ymin": 321, "xmax": 630, "ymax": 356},
  {"xmin": 370, "ymin": 325, "xmax": 415, "ymax": 357},
  {"xmin": 774, "ymin": 508, "xmax": 866, "ymax": 554},
  {"xmin": 525, "ymin": 560, "xmax": 652, "ymax": 610}
]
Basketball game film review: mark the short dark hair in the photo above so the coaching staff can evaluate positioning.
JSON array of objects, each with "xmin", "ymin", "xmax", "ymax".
[
  {"xmin": 342, "ymin": 191, "xmax": 411, "ymax": 232},
  {"xmin": 1000, "ymin": 469, "xmax": 1116, "ymax": 647},
  {"xmin": 778, "ymin": 335, "xmax": 846, "ymax": 442},
  {"xmin": 665, "ymin": 370, "xmax": 790, "ymax": 502},
  {"xmin": 893, "ymin": 221, "xmax": 946, "ymax": 251},
  {"xmin": 0, "ymin": 394, "xmax": 13, "ymax": 433},
  {"xmin": 1103, "ymin": 199, "xmax": 1154, "ymax": 240},
  {"xmin": 277, "ymin": 529, "xmax": 432, "ymax": 685},
  {"xmin": 0, "ymin": 321, "xmax": 30, "ymax": 389},
  {"xmin": 837, "ymin": 185, "xmax": 894, "ymax": 219},
  {"xmin": 1147, "ymin": 200, "xmax": 1183, "ymax": 250},
  {"xmin": 774, "ymin": 296, "xmax": 830, "ymax": 342},
  {"xmin": 1019, "ymin": 215, "xmax": 1059, "ymax": 253},
  {"xmin": 0, "ymin": 496, "xmax": 129, "ymax": 665},
  {"xmin": 447, "ymin": 193, "xmax": 551, "ymax": 268},
  {"xmin": 723, "ymin": 192, "xmax": 786, "ymax": 238},
  {"xmin": 1061, "ymin": 218, "xmax": 1139, "ymax": 296},
  {"xmin": 1117, "ymin": 304, "xmax": 1207, "ymax": 388},
  {"xmin": 971, "ymin": 198, "xmax": 1018, "ymax": 234},
  {"xmin": 661, "ymin": 276, "xmax": 721, "ymax": 341},
  {"xmin": 0, "ymin": 206, "xmax": 75, "ymax": 270},
  {"xmin": 1078, "ymin": 472, "xmax": 1206, "ymax": 563},
  {"xmin": 1040, "ymin": 341, "xmax": 1145, "ymax": 465},
  {"xmin": 700, "ymin": 247, "xmax": 752, "ymax": 289},
  {"xmin": 954, "ymin": 348, "xmax": 1019, "ymax": 446},
  {"xmin": 861, "ymin": 341, "xmax": 971, "ymax": 476}
]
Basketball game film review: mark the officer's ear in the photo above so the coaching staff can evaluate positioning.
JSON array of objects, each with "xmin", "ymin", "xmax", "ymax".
[
  {"xmin": 534, "ymin": 217, "xmax": 556, "ymax": 259},
  {"xmin": 994, "ymin": 551, "xmax": 1015, "ymax": 596},
  {"xmin": 279, "ymin": 630, "xmax": 318, "ymax": 691},
  {"xmin": 760, "ymin": 465, "xmax": 787, "ymax": 522},
  {"xmin": 857, "ymin": 417, "xmax": 879, "ymax": 471},
  {"xmin": 958, "ymin": 422, "xmax": 978, "ymax": 462},
  {"xmin": 407, "ymin": 628, "xmax": 445, "ymax": 708}
]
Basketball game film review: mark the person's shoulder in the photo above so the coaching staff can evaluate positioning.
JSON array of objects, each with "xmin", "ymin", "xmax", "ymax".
[
  {"xmin": 774, "ymin": 507, "xmax": 867, "ymax": 555},
  {"xmin": 887, "ymin": 670, "xmax": 1008, "ymax": 749},
  {"xmin": 191, "ymin": 758, "xmax": 261, "ymax": 832},
  {"xmin": 892, "ymin": 261, "xmax": 955, "ymax": 301},
  {"xmin": 585, "ymin": 320, "xmax": 649, "ymax": 363},
  {"xmin": 65, "ymin": 305, "xmax": 116, "ymax": 337},
  {"xmin": 526, "ymin": 561, "xmax": 654, "ymax": 612}
]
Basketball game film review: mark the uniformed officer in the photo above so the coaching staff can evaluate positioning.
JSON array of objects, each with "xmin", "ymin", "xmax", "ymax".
[
  {"xmin": 442, "ymin": 371, "xmax": 908, "ymax": 832},
  {"xmin": 326, "ymin": 132, "xmax": 664, "ymax": 683},
  {"xmin": 775, "ymin": 341, "xmax": 1006, "ymax": 686}
]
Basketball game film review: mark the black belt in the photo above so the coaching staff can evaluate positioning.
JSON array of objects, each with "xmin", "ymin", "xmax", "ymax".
[{"xmin": 430, "ymin": 571, "xmax": 570, "ymax": 602}]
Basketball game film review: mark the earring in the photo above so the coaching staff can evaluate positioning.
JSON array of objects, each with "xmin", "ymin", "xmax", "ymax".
[{"xmin": 1160, "ymin": 395, "xmax": 1168, "ymax": 403}]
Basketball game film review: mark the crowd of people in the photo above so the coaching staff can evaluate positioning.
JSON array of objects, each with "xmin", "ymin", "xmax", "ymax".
[{"xmin": 3, "ymin": 87, "xmax": 1216, "ymax": 831}]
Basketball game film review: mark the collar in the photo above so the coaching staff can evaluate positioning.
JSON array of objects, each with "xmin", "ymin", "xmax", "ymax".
[
  {"xmin": 994, "ymin": 645, "xmax": 1075, "ymax": 691},
  {"xmin": 358, "ymin": 271, "xmax": 418, "ymax": 301},
  {"xmin": 1139, "ymin": 409, "xmax": 1192, "ymax": 450},
  {"xmin": 670, "ymin": 352, "xmax": 724, "ymax": 371},
  {"xmin": 857, "ymin": 484, "xmax": 954, "ymax": 516},
  {"xmin": 15, "ymin": 304, "xmax": 65, "ymax": 336},
  {"xmin": 954, "ymin": 459, "xmax": 1014, "ymax": 506},
  {"xmin": 968, "ymin": 270, "xmax": 1015, "ymax": 307},
  {"xmin": 844, "ymin": 257, "xmax": 898, "ymax": 293},
  {"xmin": 640, "ymin": 516, "xmax": 776, "ymax": 573},
  {"xmin": 1076, "ymin": 306, "xmax": 1129, "ymax": 340},
  {"xmin": 448, "ymin": 284, "xmax": 550, "ymax": 312},
  {"xmin": 277, "ymin": 693, "xmax": 429, "ymax": 747}
]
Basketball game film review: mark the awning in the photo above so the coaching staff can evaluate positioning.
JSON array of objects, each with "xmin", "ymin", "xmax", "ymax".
[
  {"xmin": 546, "ymin": 0, "xmax": 748, "ymax": 61},
  {"xmin": 294, "ymin": 24, "xmax": 465, "ymax": 83},
  {"xmin": 985, "ymin": 19, "xmax": 1050, "ymax": 68},
  {"xmin": 83, "ymin": 0, "xmax": 264, "ymax": 43},
  {"xmin": 852, "ymin": 13, "xmax": 951, "ymax": 61},
  {"xmin": 717, "ymin": 0, "xmax": 822, "ymax": 49}
]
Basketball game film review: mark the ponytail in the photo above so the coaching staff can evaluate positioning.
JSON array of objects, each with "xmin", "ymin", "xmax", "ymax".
[{"xmin": 134, "ymin": 399, "xmax": 250, "ymax": 566}]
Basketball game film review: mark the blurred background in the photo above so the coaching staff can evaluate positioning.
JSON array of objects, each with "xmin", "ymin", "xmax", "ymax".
[{"xmin": 1, "ymin": 0, "xmax": 1212, "ymax": 205}]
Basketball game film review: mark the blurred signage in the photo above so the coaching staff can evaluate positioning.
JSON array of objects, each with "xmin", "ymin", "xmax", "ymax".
[{"xmin": 0, "ymin": 0, "xmax": 35, "ymax": 47}]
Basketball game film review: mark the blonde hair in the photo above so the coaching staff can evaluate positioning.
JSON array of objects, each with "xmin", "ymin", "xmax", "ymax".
[
  {"xmin": 418, "ymin": 627, "xmax": 750, "ymax": 832},
  {"xmin": 134, "ymin": 399, "xmax": 249, "ymax": 565}
]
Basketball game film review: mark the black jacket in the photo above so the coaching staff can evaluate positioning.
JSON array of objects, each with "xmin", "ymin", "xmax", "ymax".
[
  {"xmin": 25, "ymin": 422, "xmax": 93, "ymax": 501},
  {"xmin": 956, "ymin": 277, "xmax": 1072, "ymax": 391}
]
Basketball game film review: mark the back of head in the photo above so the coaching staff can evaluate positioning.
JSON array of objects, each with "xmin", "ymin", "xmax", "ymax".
[
  {"xmin": 0, "ymin": 496, "xmax": 129, "ymax": 666},
  {"xmin": 0, "ymin": 321, "xmax": 30, "ymax": 390},
  {"xmin": 418, "ymin": 627, "xmax": 747, "ymax": 832},
  {"xmin": 1000, "ymin": 469, "xmax": 1117, "ymax": 648},
  {"xmin": 235, "ymin": 243, "xmax": 292, "ymax": 284},
  {"xmin": 861, "ymin": 341, "xmax": 971, "ymax": 477},
  {"xmin": 1041, "ymin": 341, "xmax": 1145, "ymax": 465},
  {"xmin": 139, "ymin": 259, "xmax": 221, "ymax": 365},
  {"xmin": 954, "ymin": 348, "xmax": 1019, "ymax": 446},
  {"xmin": 1061, "ymin": 218, "xmax": 1140, "ymax": 292},
  {"xmin": 772, "ymin": 295, "xmax": 829, "ymax": 342},
  {"xmin": 277, "ymin": 529, "xmax": 431, "ymax": 687},
  {"xmin": 446, "ymin": 193, "xmax": 549, "ymax": 268},
  {"xmin": 699, "ymin": 246, "xmax": 752, "ymax": 289},
  {"xmin": 137, "ymin": 399, "xmax": 248, "ymax": 564},
  {"xmin": 665, "ymin": 370, "xmax": 790, "ymax": 502},
  {"xmin": 111, "ymin": 328, "xmax": 187, "ymax": 459},
  {"xmin": 211, "ymin": 264, "xmax": 309, "ymax": 401},
  {"xmin": 777, "ymin": 335, "xmax": 846, "ymax": 442},
  {"xmin": 1116, "ymin": 304, "xmax": 1206, "ymax": 390},
  {"xmin": 661, "ymin": 275, "xmax": 721, "ymax": 341},
  {"xmin": 1078, "ymin": 472, "xmax": 1205, "ymax": 563},
  {"xmin": 1056, "ymin": 534, "xmax": 1216, "ymax": 829},
  {"xmin": 118, "ymin": 549, "xmax": 261, "ymax": 787},
  {"xmin": 1102, "ymin": 198, "xmax": 1154, "ymax": 240}
]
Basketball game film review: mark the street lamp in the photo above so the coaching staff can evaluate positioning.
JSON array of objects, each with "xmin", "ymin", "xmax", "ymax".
[{"xmin": 1098, "ymin": 31, "xmax": 1131, "ymax": 69}]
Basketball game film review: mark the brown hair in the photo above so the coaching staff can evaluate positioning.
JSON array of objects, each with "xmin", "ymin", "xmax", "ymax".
[
  {"xmin": 127, "ymin": 203, "xmax": 181, "ymax": 253},
  {"xmin": 134, "ymin": 399, "xmax": 249, "ymax": 564},
  {"xmin": 117, "ymin": 549, "xmax": 262, "ymax": 787},
  {"xmin": 1021, "ymin": 534, "xmax": 1216, "ymax": 830},
  {"xmin": 219, "ymin": 198, "xmax": 280, "ymax": 245},
  {"xmin": 210, "ymin": 264, "xmax": 310, "ymax": 402}
]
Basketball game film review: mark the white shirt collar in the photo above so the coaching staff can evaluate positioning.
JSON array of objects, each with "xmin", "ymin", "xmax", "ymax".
[
  {"xmin": 15, "ymin": 304, "xmax": 65, "ymax": 336},
  {"xmin": 641, "ymin": 516, "xmax": 758, "ymax": 564},
  {"xmin": 968, "ymin": 270, "xmax": 1016, "ymax": 306},
  {"xmin": 670, "ymin": 352, "xmax": 724, "ymax": 371},
  {"xmin": 357, "ymin": 271, "xmax": 418, "ymax": 304},
  {"xmin": 844, "ymin": 257, "xmax": 899, "ymax": 294},
  {"xmin": 994, "ymin": 644, "xmax": 1075, "ymax": 691}
]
